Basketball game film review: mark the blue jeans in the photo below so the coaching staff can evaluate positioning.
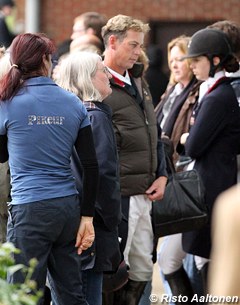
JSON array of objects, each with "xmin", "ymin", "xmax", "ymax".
[
  {"xmin": 82, "ymin": 269, "xmax": 103, "ymax": 305},
  {"xmin": 184, "ymin": 254, "xmax": 204, "ymax": 296},
  {"xmin": 7, "ymin": 195, "xmax": 88, "ymax": 305},
  {"xmin": 138, "ymin": 280, "xmax": 151, "ymax": 305}
]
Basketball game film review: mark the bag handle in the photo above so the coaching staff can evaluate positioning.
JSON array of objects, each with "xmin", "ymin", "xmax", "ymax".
[{"xmin": 166, "ymin": 155, "xmax": 176, "ymax": 175}]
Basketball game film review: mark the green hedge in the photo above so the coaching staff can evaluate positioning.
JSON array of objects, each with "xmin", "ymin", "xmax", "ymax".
[{"xmin": 0, "ymin": 243, "xmax": 42, "ymax": 305}]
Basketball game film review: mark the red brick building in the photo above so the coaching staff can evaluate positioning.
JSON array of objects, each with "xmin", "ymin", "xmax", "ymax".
[
  {"xmin": 14, "ymin": 0, "xmax": 240, "ymax": 45},
  {"xmin": 14, "ymin": 0, "xmax": 240, "ymax": 72}
]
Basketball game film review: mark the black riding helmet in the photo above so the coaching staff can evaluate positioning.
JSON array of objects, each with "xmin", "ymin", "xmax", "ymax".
[{"xmin": 182, "ymin": 28, "xmax": 233, "ymax": 77}]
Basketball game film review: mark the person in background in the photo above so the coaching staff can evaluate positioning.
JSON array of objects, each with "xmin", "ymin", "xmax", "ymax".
[
  {"xmin": 0, "ymin": 0, "xmax": 15, "ymax": 48},
  {"xmin": 71, "ymin": 11, "xmax": 106, "ymax": 53},
  {"xmin": 56, "ymin": 51, "xmax": 122, "ymax": 305},
  {"xmin": 102, "ymin": 14, "xmax": 167, "ymax": 305},
  {"xmin": 0, "ymin": 33, "xmax": 99, "ymax": 305},
  {"xmin": 52, "ymin": 11, "xmax": 107, "ymax": 77},
  {"xmin": 70, "ymin": 34, "xmax": 103, "ymax": 54},
  {"xmin": 52, "ymin": 38, "xmax": 102, "ymax": 84},
  {"xmin": 180, "ymin": 28, "xmax": 240, "ymax": 296}
]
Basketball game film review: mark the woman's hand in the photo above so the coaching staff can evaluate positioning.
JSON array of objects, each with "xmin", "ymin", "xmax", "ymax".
[{"xmin": 75, "ymin": 216, "xmax": 95, "ymax": 255}]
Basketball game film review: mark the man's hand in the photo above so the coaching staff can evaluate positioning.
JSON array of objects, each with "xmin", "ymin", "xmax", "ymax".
[
  {"xmin": 146, "ymin": 176, "xmax": 167, "ymax": 201},
  {"xmin": 75, "ymin": 216, "xmax": 95, "ymax": 255}
]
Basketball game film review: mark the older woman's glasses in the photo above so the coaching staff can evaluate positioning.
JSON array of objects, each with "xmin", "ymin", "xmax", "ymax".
[
  {"xmin": 98, "ymin": 66, "xmax": 110, "ymax": 75},
  {"xmin": 0, "ymin": 45, "xmax": 6, "ymax": 57}
]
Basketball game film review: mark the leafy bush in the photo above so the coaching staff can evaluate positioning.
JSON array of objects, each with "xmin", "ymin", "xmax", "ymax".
[{"xmin": 0, "ymin": 242, "xmax": 42, "ymax": 305}]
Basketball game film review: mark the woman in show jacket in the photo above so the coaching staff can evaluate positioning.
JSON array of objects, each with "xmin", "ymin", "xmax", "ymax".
[{"xmin": 181, "ymin": 28, "xmax": 240, "ymax": 292}]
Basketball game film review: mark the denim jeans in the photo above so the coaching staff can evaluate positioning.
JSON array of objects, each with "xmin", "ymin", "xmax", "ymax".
[
  {"xmin": 50, "ymin": 268, "xmax": 102, "ymax": 305},
  {"xmin": 7, "ymin": 195, "xmax": 88, "ymax": 305},
  {"xmin": 82, "ymin": 269, "xmax": 103, "ymax": 305},
  {"xmin": 138, "ymin": 280, "xmax": 151, "ymax": 305}
]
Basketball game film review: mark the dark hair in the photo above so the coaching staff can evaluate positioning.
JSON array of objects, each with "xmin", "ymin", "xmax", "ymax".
[
  {"xmin": 0, "ymin": 33, "xmax": 55, "ymax": 101},
  {"xmin": 208, "ymin": 20, "xmax": 240, "ymax": 61},
  {"xmin": 74, "ymin": 12, "xmax": 107, "ymax": 41},
  {"xmin": 0, "ymin": 0, "xmax": 15, "ymax": 9},
  {"xmin": 222, "ymin": 55, "xmax": 239, "ymax": 73}
]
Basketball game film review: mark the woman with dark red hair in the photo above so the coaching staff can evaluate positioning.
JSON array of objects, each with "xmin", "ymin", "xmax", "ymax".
[{"xmin": 0, "ymin": 33, "xmax": 99, "ymax": 305}]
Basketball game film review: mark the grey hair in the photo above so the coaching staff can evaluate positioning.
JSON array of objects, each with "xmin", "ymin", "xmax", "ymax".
[
  {"xmin": 0, "ymin": 52, "xmax": 11, "ymax": 80},
  {"xmin": 56, "ymin": 51, "xmax": 103, "ymax": 101}
]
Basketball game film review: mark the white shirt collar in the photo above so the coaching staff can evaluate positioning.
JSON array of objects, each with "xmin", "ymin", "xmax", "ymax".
[
  {"xmin": 198, "ymin": 70, "xmax": 225, "ymax": 103},
  {"xmin": 205, "ymin": 70, "xmax": 225, "ymax": 89},
  {"xmin": 107, "ymin": 67, "xmax": 132, "ymax": 85}
]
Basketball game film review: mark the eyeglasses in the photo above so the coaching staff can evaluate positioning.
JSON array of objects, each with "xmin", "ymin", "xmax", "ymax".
[
  {"xmin": 97, "ymin": 66, "xmax": 110, "ymax": 75},
  {"xmin": 0, "ymin": 44, "xmax": 5, "ymax": 54}
]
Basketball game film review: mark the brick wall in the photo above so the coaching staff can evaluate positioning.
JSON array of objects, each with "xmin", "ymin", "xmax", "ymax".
[{"xmin": 14, "ymin": 0, "xmax": 240, "ymax": 45}]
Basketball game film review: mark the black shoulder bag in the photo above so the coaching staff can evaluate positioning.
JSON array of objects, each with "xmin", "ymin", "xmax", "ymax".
[{"xmin": 152, "ymin": 156, "xmax": 208, "ymax": 238}]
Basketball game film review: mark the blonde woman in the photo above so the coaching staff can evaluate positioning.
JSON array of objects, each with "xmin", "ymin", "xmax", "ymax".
[
  {"xmin": 155, "ymin": 35, "xmax": 201, "ymax": 164},
  {"xmin": 156, "ymin": 36, "xmax": 202, "ymax": 304}
]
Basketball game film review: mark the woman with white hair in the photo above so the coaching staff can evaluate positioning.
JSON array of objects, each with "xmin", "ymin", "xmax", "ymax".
[{"xmin": 57, "ymin": 51, "xmax": 122, "ymax": 305}]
